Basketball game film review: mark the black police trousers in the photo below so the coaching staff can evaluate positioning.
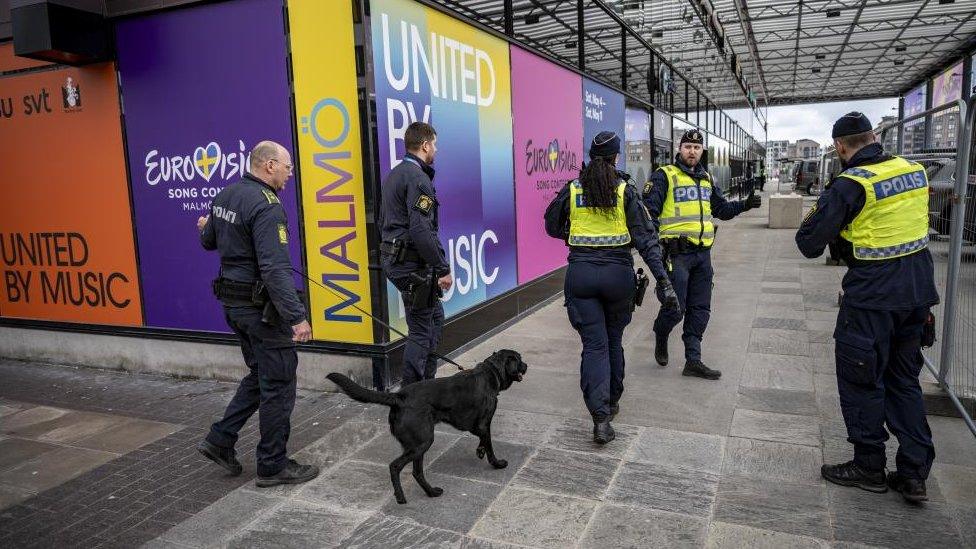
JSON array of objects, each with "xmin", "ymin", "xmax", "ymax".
[
  {"xmin": 834, "ymin": 303, "xmax": 935, "ymax": 479},
  {"xmin": 565, "ymin": 261, "xmax": 635, "ymax": 418},
  {"xmin": 392, "ymin": 276, "xmax": 445, "ymax": 385},
  {"xmin": 206, "ymin": 306, "xmax": 298, "ymax": 477},
  {"xmin": 654, "ymin": 249, "xmax": 712, "ymax": 362}
]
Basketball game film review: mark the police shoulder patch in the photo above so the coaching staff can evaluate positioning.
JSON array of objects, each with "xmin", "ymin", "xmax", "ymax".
[
  {"xmin": 414, "ymin": 194, "xmax": 434, "ymax": 215},
  {"xmin": 277, "ymin": 223, "xmax": 288, "ymax": 244},
  {"xmin": 643, "ymin": 181, "xmax": 653, "ymax": 195},
  {"xmin": 803, "ymin": 204, "xmax": 818, "ymax": 224},
  {"xmin": 262, "ymin": 189, "xmax": 280, "ymax": 205}
]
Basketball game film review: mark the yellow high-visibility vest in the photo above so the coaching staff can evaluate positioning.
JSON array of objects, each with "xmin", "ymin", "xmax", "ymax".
[
  {"xmin": 839, "ymin": 156, "xmax": 929, "ymax": 260},
  {"xmin": 567, "ymin": 180, "xmax": 631, "ymax": 246},
  {"xmin": 658, "ymin": 165, "xmax": 714, "ymax": 247}
]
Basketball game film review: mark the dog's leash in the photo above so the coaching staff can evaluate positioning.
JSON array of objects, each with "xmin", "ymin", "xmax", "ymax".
[{"xmin": 290, "ymin": 267, "xmax": 466, "ymax": 371}]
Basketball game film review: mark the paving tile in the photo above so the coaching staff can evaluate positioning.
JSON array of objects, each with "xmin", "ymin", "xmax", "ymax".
[
  {"xmin": 381, "ymin": 473, "xmax": 504, "ymax": 533},
  {"xmin": 713, "ymin": 475, "xmax": 830, "ymax": 540},
  {"xmin": 227, "ymin": 499, "xmax": 365, "ymax": 549},
  {"xmin": 0, "ymin": 437, "xmax": 60, "ymax": 471},
  {"xmin": 73, "ymin": 419, "xmax": 181, "ymax": 454},
  {"xmin": 480, "ymin": 409, "xmax": 560, "ymax": 447},
  {"xmin": 827, "ymin": 483, "xmax": 962, "ymax": 547},
  {"xmin": 933, "ymin": 463, "xmax": 976, "ymax": 507},
  {"xmin": 762, "ymin": 287, "xmax": 805, "ymax": 295},
  {"xmin": 736, "ymin": 387, "xmax": 819, "ymax": 416},
  {"xmin": 930, "ymin": 416, "xmax": 976, "ymax": 468},
  {"xmin": 0, "ymin": 406, "xmax": 70, "ymax": 433},
  {"xmin": 723, "ymin": 437, "xmax": 823, "ymax": 485},
  {"xmin": 471, "ymin": 487, "xmax": 596, "ymax": 549},
  {"xmin": 0, "ymin": 483, "xmax": 34, "ymax": 510},
  {"xmin": 740, "ymin": 353, "xmax": 815, "ymax": 392},
  {"xmin": 748, "ymin": 328, "xmax": 811, "ymax": 357},
  {"xmin": 295, "ymin": 421, "xmax": 384, "ymax": 469},
  {"xmin": 626, "ymin": 426, "xmax": 725, "ymax": 474},
  {"xmin": 755, "ymin": 303, "xmax": 807, "ymax": 320},
  {"xmin": 580, "ymin": 504, "xmax": 707, "ymax": 548},
  {"xmin": 706, "ymin": 521, "xmax": 829, "ymax": 548},
  {"xmin": 752, "ymin": 317, "xmax": 808, "ymax": 331},
  {"xmin": 157, "ymin": 489, "xmax": 283, "ymax": 547},
  {"xmin": 428, "ymin": 437, "xmax": 532, "ymax": 486},
  {"xmin": 761, "ymin": 281, "xmax": 803, "ymax": 290},
  {"xmin": 730, "ymin": 409, "xmax": 821, "ymax": 447},
  {"xmin": 544, "ymin": 418, "xmax": 639, "ymax": 459},
  {"xmin": 340, "ymin": 513, "xmax": 462, "ymax": 548},
  {"xmin": 2, "ymin": 446, "xmax": 117, "ymax": 492},
  {"xmin": 25, "ymin": 412, "xmax": 129, "ymax": 444},
  {"xmin": 511, "ymin": 447, "xmax": 618, "ymax": 500},
  {"xmin": 459, "ymin": 536, "xmax": 527, "ymax": 549},
  {"xmin": 352, "ymin": 429, "xmax": 460, "ymax": 468},
  {"xmin": 948, "ymin": 505, "xmax": 976, "ymax": 549},
  {"xmin": 297, "ymin": 460, "xmax": 394, "ymax": 513},
  {"xmin": 607, "ymin": 461, "xmax": 719, "ymax": 518}
]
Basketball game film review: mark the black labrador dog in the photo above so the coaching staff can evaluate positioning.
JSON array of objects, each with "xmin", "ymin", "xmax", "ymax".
[{"xmin": 327, "ymin": 349, "xmax": 527, "ymax": 504}]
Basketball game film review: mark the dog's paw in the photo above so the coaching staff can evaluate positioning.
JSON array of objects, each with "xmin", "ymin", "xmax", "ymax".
[
  {"xmin": 429, "ymin": 486, "xmax": 444, "ymax": 497},
  {"xmin": 395, "ymin": 495, "xmax": 407, "ymax": 504},
  {"xmin": 491, "ymin": 459, "xmax": 508, "ymax": 469},
  {"xmin": 476, "ymin": 447, "xmax": 486, "ymax": 459}
]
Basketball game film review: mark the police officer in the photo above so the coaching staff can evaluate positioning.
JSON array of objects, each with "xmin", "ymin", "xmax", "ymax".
[
  {"xmin": 644, "ymin": 129, "xmax": 761, "ymax": 379},
  {"xmin": 195, "ymin": 140, "xmax": 319, "ymax": 487},
  {"xmin": 796, "ymin": 113, "xmax": 938, "ymax": 503},
  {"xmin": 545, "ymin": 131, "xmax": 679, "ymax": 444},
  {"xmin": 379, "ymin": 122, "xmax": 453, "ymax": 385}
]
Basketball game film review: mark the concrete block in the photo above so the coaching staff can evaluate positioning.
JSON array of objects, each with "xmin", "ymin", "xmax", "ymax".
[{"xmin": 768, "ymin": 194, "xmax": 804, "ymax": 229}]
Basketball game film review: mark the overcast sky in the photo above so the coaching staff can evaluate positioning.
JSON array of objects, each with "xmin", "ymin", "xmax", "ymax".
[{"xmin": 727, "ymin": 97, "xmax": 899, "ymax": 147}]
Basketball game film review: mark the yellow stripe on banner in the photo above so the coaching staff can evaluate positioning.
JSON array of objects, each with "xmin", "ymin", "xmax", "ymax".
[{"xmin": 289, "ymin": 0, "xmax": 374, "ymax": 344}]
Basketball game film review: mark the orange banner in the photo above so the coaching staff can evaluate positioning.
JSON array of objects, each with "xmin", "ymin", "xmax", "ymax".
[{"xmin": 0, "ymin": 63, "xmax": 143, "ymax": 325}]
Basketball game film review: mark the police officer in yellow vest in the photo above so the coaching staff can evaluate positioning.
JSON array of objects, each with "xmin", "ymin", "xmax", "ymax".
[
  {"xmin": 797, "ymin": 112, "xmax": 938, "ymax": 504},
  {"xmin": 546, "ymin": 131, "xmax": 679, "ymax": 443},
  {"xmin": 644, "ymin": 129, "xmax": 761, "ymax": 379}
]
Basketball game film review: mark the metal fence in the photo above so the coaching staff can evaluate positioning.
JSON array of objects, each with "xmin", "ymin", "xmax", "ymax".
[{"xmin": 878, "ymin": 97, "xmax": 976, "ymax": 437}]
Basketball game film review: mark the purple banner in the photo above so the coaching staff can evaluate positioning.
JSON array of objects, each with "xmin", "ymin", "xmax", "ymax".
[
  {"xmin": 117, "ymin": 0, "xmax": 301, "ymax": 331},
  {"xmin": 904, "ymin": 84, "xmax": 926, "ymax": 118}
]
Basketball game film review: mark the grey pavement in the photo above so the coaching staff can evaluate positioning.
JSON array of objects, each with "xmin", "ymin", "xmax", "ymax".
[
  {"xmin": 147, "ymin": 195, "xmax": 974, "ymax": 548},
  {"xmin": 1, "ymin": 193, "xmax": 974, "ymax": 548}
]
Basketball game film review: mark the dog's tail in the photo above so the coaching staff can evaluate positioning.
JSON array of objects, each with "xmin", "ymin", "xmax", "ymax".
[{"xmin": 326, "ymin": 373, "xmax": 401, "ymax": 407}]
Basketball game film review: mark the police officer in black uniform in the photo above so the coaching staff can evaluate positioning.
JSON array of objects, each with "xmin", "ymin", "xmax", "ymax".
[
  {"xmin": 196, "ymin": 140, "xmax": 319, "ymax": 487},
  {"xmin": 379, "ymin": 122, "xmax": 453, "ymax": 385},
  {"xmin": 643, "ymin": 129, "xmax": 761, "ymax": 380},
  {"xmin": 797, "ymin": 113, "xmax": 938, "ymax": 503},
  {"xmin": 545, "ymin": 131, "xmax": 679, "ymax": 443}
]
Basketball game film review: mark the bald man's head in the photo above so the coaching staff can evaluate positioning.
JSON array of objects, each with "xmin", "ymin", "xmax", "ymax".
[{"xmin": 249, "ymin": 140, "xmax": 292, "ymax": 191}]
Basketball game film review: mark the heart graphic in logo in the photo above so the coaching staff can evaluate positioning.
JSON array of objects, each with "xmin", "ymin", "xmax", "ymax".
[
  {"xmin": 547, "ymin": 139, "xmax": 560, "ymax": 172},
  {"xmin": 193, "ymin": 141, "xmax": 222, "ymax": 182}
]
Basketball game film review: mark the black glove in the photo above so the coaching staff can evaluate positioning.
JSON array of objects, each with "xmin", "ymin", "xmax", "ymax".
[
  {"xmin": 744, "ymin": 191, "xmax": 762, "ymax": 210},
  {"xmin": 656, "ymin": 278, "xmax": 679, "ymax": 311}
]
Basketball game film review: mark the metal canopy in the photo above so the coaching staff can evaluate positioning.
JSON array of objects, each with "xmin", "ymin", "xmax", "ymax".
[{"xmin": 429, "ymin": 0, "xmax": 976, "ymax": 109}]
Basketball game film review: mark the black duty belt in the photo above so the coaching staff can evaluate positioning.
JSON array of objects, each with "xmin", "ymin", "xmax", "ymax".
[
  {"xmin": 380, "ymin": 241, "xmax": 423, "ymax": 263},
  {"xmin": 212, "ymin": 278, "xmax": 267, "ymax": 306}
]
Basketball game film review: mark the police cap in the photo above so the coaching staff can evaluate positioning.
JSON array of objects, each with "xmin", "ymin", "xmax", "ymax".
[
  {"xmin": 832, "ymin": 112, "xmax": 873, "ymax": 138},
  {"xmin": 679, "ymin": 129, "xmax": 704, "ymax": 145}
]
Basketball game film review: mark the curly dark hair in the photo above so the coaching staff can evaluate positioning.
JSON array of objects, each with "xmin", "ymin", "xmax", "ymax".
[{"xmin": 579, "ymin": 156, "xmax": 620, "ymax": 217}]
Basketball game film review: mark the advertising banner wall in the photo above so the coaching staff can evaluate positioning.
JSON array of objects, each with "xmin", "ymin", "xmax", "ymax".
[
  {"xmin": 904, "ymin": 84, "xmax": 926, "ymax": 117},
  {"xmin": 289, "ymin": 0, "xmax": 374, "ymax": 343},
  {"xmin": 0, "ymin": 64, "xmax": 142, "ymax": 325},
  {"xmin": 582, "ymin": 78, "xmax": 625, "ymax": 168},
  {"xmin": 625, "ymin": 107, "xmax": 652, "ymax": 186},
  {"xmin": 370, "ymin": 0, "xmax": 518, "ymax": 331},
  {"xmin": 931, "ymin": 61, "xmax": 963, "ymax": 108},
  {"xmin": 511, "ymin": 46, "xmax": 583, "ymax": 284},
  {"xmin": 116, "ymin": 0, "xmax": 301, "ymax": 332}
]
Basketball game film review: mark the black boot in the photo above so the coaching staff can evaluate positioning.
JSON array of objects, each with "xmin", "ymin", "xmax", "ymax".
[
  {"xmin": 821, "ymin": 461, "xmax": 887, "ymax": 493},
  {"xmin": 683, "ymin": 360, "xmax": 721, "ymax": 380},
  {"xmin": 887, "ymin": 471, "xmax": 927, "ymax": 503},
  {"xmin": 256, "ymin": 459, "xmax": 321, "ymax": 487},
  {"xmin": 592, "ymin": 415, "xmax": 615, "ymax": 444},
  {"xmin": 197, "ymin": 440, "xmax": 243, "ymax": 476},
  {"xmin": 654, "ymin": 332, "xmax": 669, "ymax": 366}
]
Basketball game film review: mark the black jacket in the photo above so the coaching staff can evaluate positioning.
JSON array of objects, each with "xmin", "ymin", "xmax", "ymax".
[
  {"xmin": 379, "ymin": 153, "xmax": 450, "ymax": 279},
  {"xmin": 544, "ymin": 176, "xmax": 668, "ymax": 281},
  {"xmin": 795, "ymin": 143, "xmax": 939, "ymax": 310},
  {"xmin": 643, "ymin": 156, "xmax": 747, "ymax": 236},
  {"xmin": 200, "ymin": 173, "xmax": 306, "ymax": 324}
]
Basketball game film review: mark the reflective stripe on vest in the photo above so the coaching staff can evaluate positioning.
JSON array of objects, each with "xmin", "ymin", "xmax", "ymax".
[
  {"xmin": 567, "ymin": 180, "xmax": 631, "ymax": 247},
  {"xmin": 838, "ymin": 156, "xmax": 929, "ymax": 261},
  {"xmin": 658, "ymin": 165, "xmax": 714, "ymax": 247}
]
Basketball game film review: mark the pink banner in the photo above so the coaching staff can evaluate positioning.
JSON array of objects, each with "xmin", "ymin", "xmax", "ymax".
[{"xmin": 512, "ymin": 46, "xmax": 583, "ymax": 283}]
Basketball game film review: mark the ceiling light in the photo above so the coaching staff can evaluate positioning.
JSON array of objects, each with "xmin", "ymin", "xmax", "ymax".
[
  {"xmin": 895, "ymin": 45, "xmax": 907, "ymax": 52},
  {"xmin": 938, "ymin": 0, "xmax": 954, "ymax": 4},
  {"xmin": 827, "ymin": 9, "xmax": 841, "ymax": 17},
  {"xmin": 525, "ymin": 13, "xmax": 540, "ymax": 25},
  {"xmin": 812, "ymin": 68, "xmax": 821, "ymax": 73},
  {"xmin": 894, "ymin": 60, "xmax": 905, "ymax": 66},
  {"xmin": 815, "ymin": 54, "xmax": 826, "ymax": 60}
]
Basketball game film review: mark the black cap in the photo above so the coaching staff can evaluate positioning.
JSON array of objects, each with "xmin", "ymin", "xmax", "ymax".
[
  {"xmin": 679, "ymin": 129, "xmax": 704, "ymax": 145},
  {"xmin": 832, "ymin": 112, "xmax": 873, "ymax": 138},
  {"xmin": 589, "ymin": 131, "xmax": 620, "ymax": 159}
]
